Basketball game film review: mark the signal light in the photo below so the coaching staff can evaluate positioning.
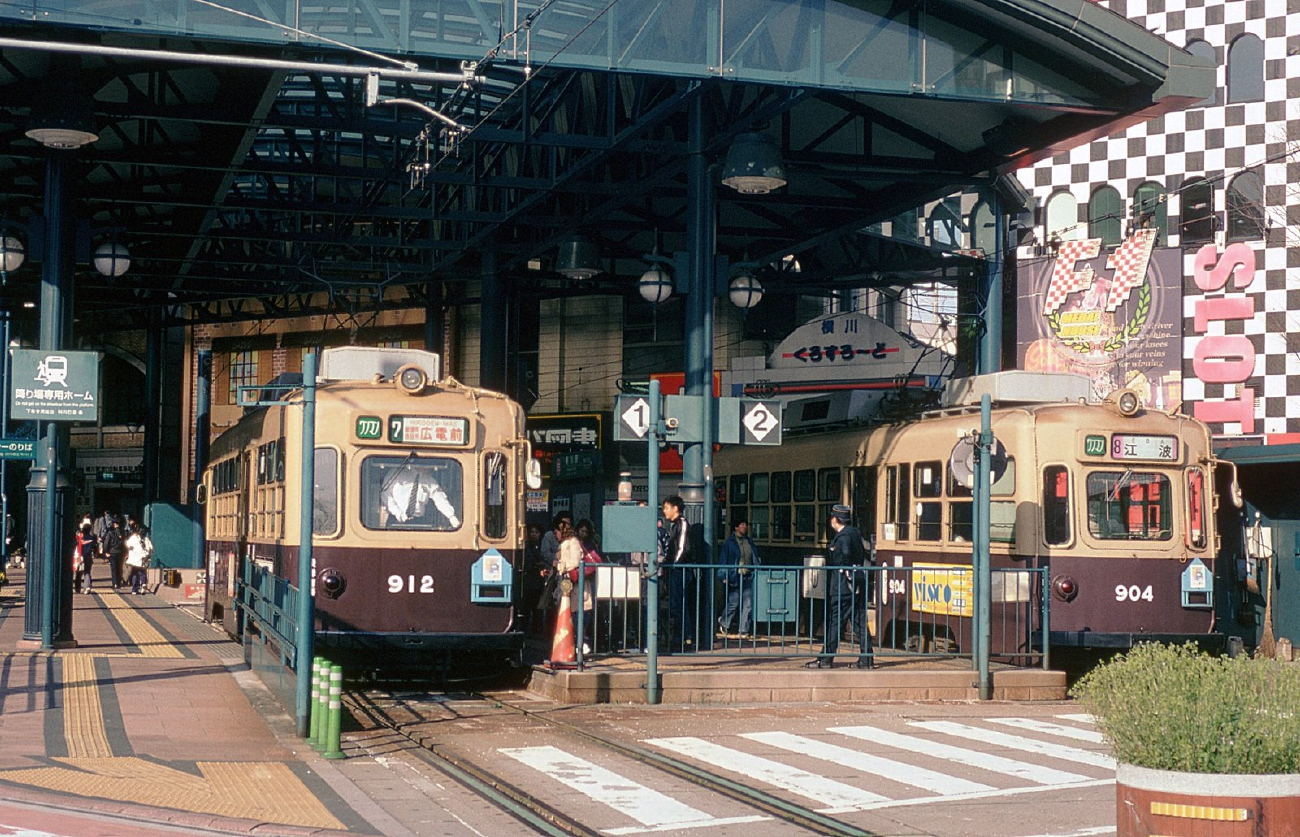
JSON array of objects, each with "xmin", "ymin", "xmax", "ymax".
[{"xmin": 1051, "ymin": 575, "xmax": 1078, "ymax": 602}]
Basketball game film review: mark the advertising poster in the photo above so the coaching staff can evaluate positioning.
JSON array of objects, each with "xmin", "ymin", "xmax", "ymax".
[{"xmin": 1017, "ymin": 229, "xmax": 1182, "ymax": 409}]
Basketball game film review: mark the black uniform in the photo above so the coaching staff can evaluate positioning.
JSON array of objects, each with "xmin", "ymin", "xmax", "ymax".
[{"xmin": 821, "ymin": 522, "xmax": 873, "ymax": 666}]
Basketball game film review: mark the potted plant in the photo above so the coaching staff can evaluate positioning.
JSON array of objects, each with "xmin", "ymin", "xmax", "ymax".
[{"xmin": 1071, "ymin": 643, "xmax": 1300, "ymax": 836}]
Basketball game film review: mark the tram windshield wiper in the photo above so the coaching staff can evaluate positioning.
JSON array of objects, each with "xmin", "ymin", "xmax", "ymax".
[{"xmin": 380, "ymin": 450, "xmax": 421, "ymax": 493}]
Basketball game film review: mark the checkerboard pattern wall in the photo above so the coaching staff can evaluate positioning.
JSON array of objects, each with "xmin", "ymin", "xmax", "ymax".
[{"xmin": 1018, "ymin": 0, "xmax": 1300, "ymax": 443}]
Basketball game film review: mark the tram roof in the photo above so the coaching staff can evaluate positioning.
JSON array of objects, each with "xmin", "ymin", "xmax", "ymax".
[{"xmin": 0, "ymin": 1, "xmax": 1211, "ymax": 329}]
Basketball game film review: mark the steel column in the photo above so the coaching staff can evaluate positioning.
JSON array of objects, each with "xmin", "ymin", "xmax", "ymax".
[
  {"xmin": 979, "ymin": 192, "xmax": 1004, "ymax": 375},
  {"xmin": 295, "ymin": 351, "xmax": 317, "ymax": 738},
  {"xmin": 680, "ymin": 95, "xmax": 711, "ymax": 532},
  {"xmin": 479, "ymin": 250, "xmax": 506, "ymax": 392}
]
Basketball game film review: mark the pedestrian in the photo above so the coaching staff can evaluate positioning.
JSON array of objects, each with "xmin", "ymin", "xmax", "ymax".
[
  {"xmin": 539, "ymin": 512, "xmax": 571, "ymax": 570},
  {"xmin": 91, "ymin": 509, "xmax": 114, "ymax": 543},
  {"xmin": 100, "ymin": 519, "xmax": 126, "ymax": 590},
  {"xmin": 806, "ymin": 504, "xmax": 874, "ymax": 669},
  {"xmin": 660, "ymin": 495, "xmax": 696, "ymax": 651},
  {"xmin": 74, "ymin": 522, "xmax": 97, "ymax": 594},
  {"xmin": 125, "ymin": 525, "xmax": 153, "ymax": 594},
  {"xmin": 554, "ymin": 519, "xmax": 596, "ymax": 655},
  {"xmin": 575, "ymin": 519, "xmax": 606, "ymax": 649},
  {"xmin": 717, "ymin": 517, "xmax": 758, "ymax": 639},
  {"xmin": 521, "ymin": 523, "xmax": 546, "ymax": 632}
]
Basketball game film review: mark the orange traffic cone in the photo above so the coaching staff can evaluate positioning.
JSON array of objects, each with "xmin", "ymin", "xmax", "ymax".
[{"xmin": 546, "ymin": 581, "xmax": 577, "ymax": 669}]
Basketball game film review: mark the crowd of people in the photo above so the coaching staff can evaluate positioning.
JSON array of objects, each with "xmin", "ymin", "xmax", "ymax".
[
  {"xmin": 72, "ymin": 509, "xmax": 154, "ymax": 595},
  {"xmin": 522, "ymin": 499, "xmax": 873, "ymax": 668}
]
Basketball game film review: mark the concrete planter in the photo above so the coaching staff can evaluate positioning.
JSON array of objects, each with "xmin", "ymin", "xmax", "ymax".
[{"xmin": 1116, "ymin": 763, "xmax": 1300, "ymax": 836}]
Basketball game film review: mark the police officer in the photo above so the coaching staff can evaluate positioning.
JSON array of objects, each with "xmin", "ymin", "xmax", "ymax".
[{"xmin": 805, "ymin": 504, "xmax": 874, "ymax": 669}]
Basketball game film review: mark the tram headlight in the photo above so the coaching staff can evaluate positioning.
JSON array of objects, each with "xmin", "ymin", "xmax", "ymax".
[
  {"xmin": 395, "ymin": 364, "xmax": 428, "ymax": 394},
  {"xmin": 1116, "ymin": 390, "xmax": 1141, "ymax": 417},
  {"xmin": 1051, "ymin": 574, "xmax": 1078, "ymax": 602},
  {"xmin": 320, "ymin": 567, "xmax": 346, "ymax": 599}
]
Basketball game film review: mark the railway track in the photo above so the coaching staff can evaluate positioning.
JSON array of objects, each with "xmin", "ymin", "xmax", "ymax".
[{"xmin": 345, "ymin": 687, "xmax": 879, "ymax": 837}]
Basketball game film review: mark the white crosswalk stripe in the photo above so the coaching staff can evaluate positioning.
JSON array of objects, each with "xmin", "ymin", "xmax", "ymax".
[
  {"xmin": 1055, "ymin": 713, "xmax": 1097, "ymax": 724},
  {"xmin": 830, "ymin": 725, "xmax": 1093, "ymax": 785},
  {"xmin": 742, "ymin": 731, "xmax": 995, "ymax": 796},
  {"xmin": 909, "ymin": 721, "xmax": 1115, "ymax": 769},
  {"xmin": 500, "ymin": 745, "xmax": 768, "ymax": 834},
  {"xmin": 644, "ymin": 736, "xmax": 888, "ymax": 812},
  {"xmin": 988, "ymin": 717, "xmax": 1106, "ymax": 744}
]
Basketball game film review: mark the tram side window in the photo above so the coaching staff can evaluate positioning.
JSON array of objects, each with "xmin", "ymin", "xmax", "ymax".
[
  {"xmin": 751, "ymin": 473, "xmax": 770, "ymax": 504},
  {"xmin": 730, "ymin": 475, "xmax": 748, "ymax": 505},
  {"xmin": 1086, "ymin": 472, "xmax": 1171, "ymax": 540},
  {"xmin": 1044, "ymin": 466, "xmax": 1071, "ymax": 545},
  {"xmin": 793, "ymin": 469, "xmax": 816, "ymax": 542},
  {"xmin": 749, "ymin": 505, "xmax": 770, "ymax": 540},
  {"xmin": 914, "ymin": 461, "xmax": 942, "ymax": 541},
  {"xmin": 483, "ymin": 451, "xmax": 508, "ymax": 539},
  {"xmin": 362, "ymin": 456, "xmax": 464, "ymax": 531},
  {"xmin": 313, "ymin": 448, "xmax": 339, "ymax": 536},
  {"xmin": 1186, "ymin": 468, "xmax": 1207, "ymax": 549},
  {"xmin": 884, "ymin": 465, "xmax": 910, "ymax": 540}
]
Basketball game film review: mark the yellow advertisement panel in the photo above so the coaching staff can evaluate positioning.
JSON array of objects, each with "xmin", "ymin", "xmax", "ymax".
[{"xmin": 911, "ymin": 563, "xmax": 973, "ymax": 618}]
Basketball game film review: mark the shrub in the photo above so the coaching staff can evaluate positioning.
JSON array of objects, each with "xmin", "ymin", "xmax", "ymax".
[{"xmin": 1070, "ymin": 642, "xmax": 1300, "ymax": 774}]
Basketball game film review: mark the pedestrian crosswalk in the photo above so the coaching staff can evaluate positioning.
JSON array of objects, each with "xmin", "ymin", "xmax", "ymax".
[{"xmin": 498, "ymin": 715, "xmax": 1114, "ymax": 833}]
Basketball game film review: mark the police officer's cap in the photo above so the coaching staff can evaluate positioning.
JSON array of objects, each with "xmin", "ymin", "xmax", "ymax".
[{"xmin": 830, "ymin": 504, "xmax": 852, "ymax": 522}]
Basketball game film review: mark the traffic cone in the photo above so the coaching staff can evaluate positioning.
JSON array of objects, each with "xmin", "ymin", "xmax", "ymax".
[{"xmin": 546, "ymin": 583, "xmax": 577, "ymax": 669}]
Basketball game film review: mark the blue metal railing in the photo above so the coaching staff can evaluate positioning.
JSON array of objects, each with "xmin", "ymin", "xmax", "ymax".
[
  {"xmin": 563, "ymin": 562, "xmax": 1049, "ymax": 672},
  {"xmin": 239, "ymin": 560, "xmax": 301, "ymax": 669}
]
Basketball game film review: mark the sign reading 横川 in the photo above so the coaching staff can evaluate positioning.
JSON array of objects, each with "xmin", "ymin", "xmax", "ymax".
[{"xmin": 10, "ymin": 350, "xmax": 100, "ymax": 422}]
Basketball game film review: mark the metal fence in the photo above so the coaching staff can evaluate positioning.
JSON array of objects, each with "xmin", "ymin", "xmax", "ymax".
[{"xmin": 562, "ymin": 562, "xmax": 1049, "ymax": 671}]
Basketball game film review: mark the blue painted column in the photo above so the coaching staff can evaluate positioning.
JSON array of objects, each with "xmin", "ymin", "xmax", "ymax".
[
  {"xmin": 192, "ymin": 349, "xmax": 211, "ymax": 571},
  {"xmin": 23, "ymin": 148, "xmax": 75, "ymax": 648},
  {"xmin": 681, "ymin": 96, "xmax": 712, "ymax": 538},
  {"xmin": 295, "ymin": 352, "xmax": 317, "ymax": 738},
  {"xmin": 978, "ymin": 192, "xmax": 1005, "ymax": 375}
]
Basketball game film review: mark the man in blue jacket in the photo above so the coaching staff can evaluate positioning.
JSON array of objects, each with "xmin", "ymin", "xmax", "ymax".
[
  {"xmin": 717, "ymin": 518, "xmax": 758, "ymax": 638},
  {"xmin": 806, "ymin": 504, "xmax": 874, "ymax": 669}
]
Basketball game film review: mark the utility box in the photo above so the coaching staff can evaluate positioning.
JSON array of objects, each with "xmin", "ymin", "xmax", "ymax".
[
  {"xmin": 754, "ymin": 568, "xmax": 799, "ymax": 626},
  {"xmin": 144, "ymin": 503, "xmax": 202, "ymax": 569}
]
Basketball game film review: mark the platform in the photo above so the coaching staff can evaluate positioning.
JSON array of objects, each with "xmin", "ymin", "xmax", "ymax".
[{"xmin": 0, "ymin": 568, "xmax": 1067, "ymax": 835}]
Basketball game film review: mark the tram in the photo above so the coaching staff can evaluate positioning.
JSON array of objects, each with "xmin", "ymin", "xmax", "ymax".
[
  {"xmin": 200, "ymin": 347, "xmax": 537, "ymax": 668},
  {"xmin": 715, "ymin": 372, "xmax": 1243, "ymax": 655}
]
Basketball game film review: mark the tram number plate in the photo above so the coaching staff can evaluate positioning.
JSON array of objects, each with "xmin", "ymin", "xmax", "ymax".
[
  {"xmin": 389, "ymin": 574, "xmax": 435, "ymax": 594},
  {"xmin": 1115, "ymin": 584, "xmax": 1153, "ymax": 602},
  {"xmin": 388, "ymin": 415, "xmax": 470, "ymax": 446}
]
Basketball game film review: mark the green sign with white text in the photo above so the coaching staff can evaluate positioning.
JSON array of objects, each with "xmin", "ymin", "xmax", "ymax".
[{"xmin": 9, "ymin": 350, "xmax": 100, "ymax": 422}]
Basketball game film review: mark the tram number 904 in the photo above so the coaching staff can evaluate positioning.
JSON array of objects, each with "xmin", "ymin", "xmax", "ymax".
[
  {"xmin": 1115, "ymin": 584, "xmax": 1153, "ymax": 602},
  {"xmin": 389, "ymin": 574, "xmax": 435, "ymax": 594}
]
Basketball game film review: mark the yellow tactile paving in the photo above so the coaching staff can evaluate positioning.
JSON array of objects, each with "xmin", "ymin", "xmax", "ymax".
[
  {"xmin": 97, "ymin": 591, "xmax": 184, "ymax": 658},
  {"xmin": 0, "ymin": 757, "xmax": 344, "ymax": 829},
  {"xmin": 61, "ymin": 653, "xmax": 113, "ymax": 759}
]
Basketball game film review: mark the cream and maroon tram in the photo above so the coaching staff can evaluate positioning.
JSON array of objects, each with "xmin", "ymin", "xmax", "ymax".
[
  {"xmin": 715, "ymin": 372, "xmax": 1241, "ymax": 655},
  {"xmin": 201, "ymin": 347, "xmax": 534, "ymax": 666}
]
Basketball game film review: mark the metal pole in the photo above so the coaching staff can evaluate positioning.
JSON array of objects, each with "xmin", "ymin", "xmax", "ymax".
[
  {"xmin": 976, "ymin": 394, "xmax": 993, "ymax": 700},
  {"xmin": 680, "ymin": 96, "xmax": 709, "ymax": 529},
  {"xmin": 0, "ymin": 299, "xmax": 9, "ymax": 568},
  {"xmin": 192, "ymin": 350, "xmax": 211, "ymax": 571},
  {"xmin": 979, "ymin": 192, "xmax": 1005, "ymax": 375},
  {"xmin": 295, "ymin": 352, "xmax": 318, "ymax": 738},
  {"xmin": 646, "ymin": 378, "xmax": 661, "ymax": 705},
  {"xmin": 479, "ymin": 250, "xmax": 506, "ymax": 393}
]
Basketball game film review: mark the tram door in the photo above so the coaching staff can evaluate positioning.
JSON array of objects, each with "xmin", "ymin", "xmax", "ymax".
[
  {"xmin": 1269, "ymin": 520, "xmax": 1300, "ymax": 649},
  {"xmin": 850, "ymin": 467, "xmax": 877, "ymax": 544}
]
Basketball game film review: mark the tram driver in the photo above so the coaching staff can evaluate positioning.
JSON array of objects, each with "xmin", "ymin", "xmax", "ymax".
[{"xmin": 380, "ymin": 466, "xmax": 461, "ymax": 528}]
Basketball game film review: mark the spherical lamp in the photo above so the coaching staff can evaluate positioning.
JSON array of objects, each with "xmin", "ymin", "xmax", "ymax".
[
  {"xmin": 728, "ymin": 273, "xmax": 764, "ymax": 309},
  {"xmin": 638, "ymin": 266, "xmax": 674, "ymax": 304},
  {"xmin": 93, "ymin": 242, "xmax": 130, "ymax": 278},
  {"xmin": 0, "ymin": 236, "xmax": 25, "ymax": 274}
]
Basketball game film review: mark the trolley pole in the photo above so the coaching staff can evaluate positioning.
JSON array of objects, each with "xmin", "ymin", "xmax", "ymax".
[
  {"xmin": 646, "ymin": 379, "xmax": 662, "ymax": 705},
  {"xmin": 975, "ymin": 394, "xmax": 993, "ymax": 700},
  {"xmin": 295, "ymin": 352, "xmax": 318, "ymax": 737}
]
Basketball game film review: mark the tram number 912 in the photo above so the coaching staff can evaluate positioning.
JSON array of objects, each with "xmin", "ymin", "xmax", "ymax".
[
  {"xmin": 389, "ymin": 574, "xmax": 435, "ymax": 594},
  {"xmin": 1115, "ymin": 584, "xmax": 1154, "ymax": 602}
]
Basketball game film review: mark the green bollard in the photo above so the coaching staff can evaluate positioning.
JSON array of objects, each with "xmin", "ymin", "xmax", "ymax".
[
  {"xmin": 313, "ymin": 659, "xmax": 329, "ymax": 751},
  {"xmin": 323, "ymin": 664, "xmax": 345, "ymax": 759},
  {"xmin": 308, "ymin": 657, "xmax": 324, "ymax": 745}
]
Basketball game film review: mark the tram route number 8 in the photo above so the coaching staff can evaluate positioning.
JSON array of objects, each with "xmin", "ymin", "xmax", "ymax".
[
  {"xmin": 389, "ymin": 574, "xmax": 435, "ymax": 594},
  {"xmin": 1115, "ymin": 584, "xmax": 1153, "ymax": 602}
]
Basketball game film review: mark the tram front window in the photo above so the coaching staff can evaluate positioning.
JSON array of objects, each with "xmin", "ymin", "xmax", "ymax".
[
  {"xmin": 1085, "ymin": 471, "xmax": 1171, "ymax": 540},
  {"xmin": 363, "ymin": 455, "xmax": 464, "ymax": 531}
]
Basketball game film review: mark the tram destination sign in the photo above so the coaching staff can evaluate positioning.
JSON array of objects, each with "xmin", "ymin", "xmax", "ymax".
[
  {"xmin": 386, "ymin": 414, "xmax": 470, "ymax": 446},
  {"xmin": 9, "ymin": 350, "xmax": 100, "ymax": 422},
  {"xmin": 0, "ymin": 438, "xmax": 35, "ymax": 460},
  {"xmin": 1086, "ymin": 432, "xmax": 1179, "ymax": 462}
]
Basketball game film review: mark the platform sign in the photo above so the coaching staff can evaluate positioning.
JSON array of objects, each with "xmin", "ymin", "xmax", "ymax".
[
  {"xmin": 740, "ymin": 400, "xmax": 782, "ymax": 445},
  {"xmin": 615, "ymin": 396, "xmax": 652, "ymax": 441},
  {"xmin": 0, "ymin": 438, "xmax": 35, "ymax": 460},
  {"xmin": 10, "ymin": 350, "xmax": 99, "ymax": 422}
]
